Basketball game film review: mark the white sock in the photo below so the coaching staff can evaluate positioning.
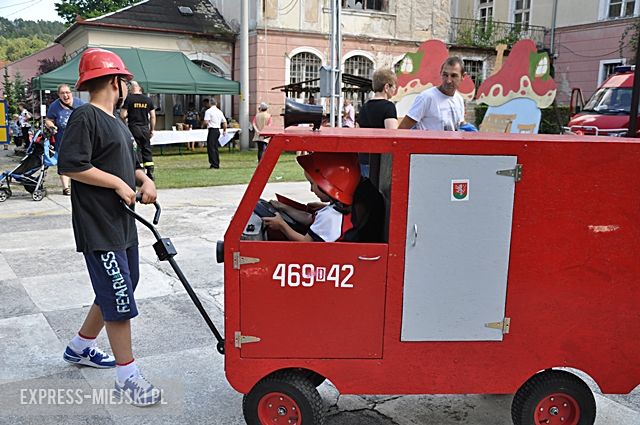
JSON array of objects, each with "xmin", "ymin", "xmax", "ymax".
[
  {"xmin": 116, "ymin": 361, "xmax": 139, "ymax": 383},
  {"xmin": 69, "ymin": 334, "xmax": 96, "ymax": 352}
]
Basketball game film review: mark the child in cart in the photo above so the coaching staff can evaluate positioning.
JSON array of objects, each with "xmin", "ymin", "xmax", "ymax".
[
  {"xmin": 263, "ymin": 152, "xmax": 360, "ymax": 242},
  {"xmin": 57, "ymin": 48, "xmax": 160, "ymax": 406}
]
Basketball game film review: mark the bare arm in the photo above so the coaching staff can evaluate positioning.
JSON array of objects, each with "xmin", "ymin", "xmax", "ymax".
[
  {"xmin": 263, "ymin": 214, "xmax": 315, "ymax": 241},
  {"xmin": 119, "ymin": 108, "xmax": 128, "ymax": 122},
  {"xmin": 270, "ymin": 200, "xmax": 314, "ymax": 226},
  {"xmin": 62, "ymin": 167, "xmax": 135, "ymax": 205},
  {"xmin": 149, "ymin": 110, "xmax": 156, "ymax": 135},
  {"xmin": 398, "ymin": 116, "xmax": 417, "ymax": 129},
  {"xmin": 44, "ymin": 118, "xmax": 57, "ymax": 132},
  {"xmin": 384, "ymin": 118, "xmax": 399, "ymax": 129}
]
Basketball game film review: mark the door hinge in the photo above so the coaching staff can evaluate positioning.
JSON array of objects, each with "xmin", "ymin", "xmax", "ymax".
[
  {"xmin": 485, "ymin": 317, "xmax": 511, "ymax": 334},
  {"xmin": 233, "ymin": 251, "xmax": 260, "ymax": 269},
  {"xmin": 496, "ymin": 164, "xmax": 522, "ymax": 182},
  {"xmin": 234, "ymin": 331, "xmax": 261, "ymax": 348}
]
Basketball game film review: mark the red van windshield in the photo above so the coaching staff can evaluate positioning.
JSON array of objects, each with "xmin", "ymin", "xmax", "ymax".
[{"xmin": 582, "ymin": 87, "xmax": 637, "ymax": 114}]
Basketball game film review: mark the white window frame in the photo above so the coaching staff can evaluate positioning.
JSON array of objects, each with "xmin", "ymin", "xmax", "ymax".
[
  {"xmin": 342, "ymin": 50, "xmax": 377, "ymax": 75},
  {"xmin": 285, "ymin": 47, "xmax": 325, "ymax": 103},
  {"xmin": 598, "ymin": 58, "xmax": 626, "ymax": 85},
  {"xmin": 285, "ymin": 47, "xmax": 326, "ymax": 85},
  {"xmin": 509, "ymin": 0, "xmax": 535, "ymax": 26},
  {"xmin": 451, "ymin": 0, "xmax": 460, "ymax": 18},
  {"xmin": 463, "ymin": 57, "xmax": 486, "ymax": 88},
  {"xmin": 599, "ymin": 0, "xmax": 640, "ymax": 19},
  {"xmin": 186, "ymin": 52, "xmax": 232, "ymax": 118},
  {"xmin": 476, "ymin": 0, "xmax": 494, "ymax": 22}
]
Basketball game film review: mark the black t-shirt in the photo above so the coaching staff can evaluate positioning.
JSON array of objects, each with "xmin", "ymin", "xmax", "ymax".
[
  {"xmin": 357, "ymin": 99, "xmax": 397, "ymax": 129},
  {"xmin": 123, "ymin": 93, "xmax": 154, "ymax": 127},
  {"xmin": 58, "ymin": 104, "xmax": 139, "ymax": 253},
  {"xmin": 356, "ymin": 99, "xmax": 397, "ymax": 165}
]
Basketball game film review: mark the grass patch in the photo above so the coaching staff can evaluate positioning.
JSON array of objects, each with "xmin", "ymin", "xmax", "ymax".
[{"xmin": 152, "ymin": 146, "xmax": 306, "ymax": 189}]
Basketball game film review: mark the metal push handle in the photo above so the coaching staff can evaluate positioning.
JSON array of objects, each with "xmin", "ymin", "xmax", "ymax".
[{"xmin": 120, "ymin": 194, "xmax": 226, "ymax": 355}]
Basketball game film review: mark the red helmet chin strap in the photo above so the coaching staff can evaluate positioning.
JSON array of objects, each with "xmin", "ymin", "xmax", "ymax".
[{"xmin": 116, "ymin": 76, "xmax": 124, "ymax": 109}]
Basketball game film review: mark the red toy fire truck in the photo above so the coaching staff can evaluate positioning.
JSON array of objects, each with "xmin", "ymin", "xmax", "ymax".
[
  {"xmin": 218, "ymin": 127, "xmax": 640, "ymax": 425},
  {"xmin": 131, "ymin": 126, "xmax": 640, "ymax": 425}
]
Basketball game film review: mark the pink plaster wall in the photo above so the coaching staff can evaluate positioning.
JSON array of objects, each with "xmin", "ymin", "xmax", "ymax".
[
  {"xmin": 552, "ymin": 19, "xmax": 635, "ymax": 104},
  {"xmin": 0, "ymin": 44, "xmax": 66, "ymax": 97},
  {"xmin": 236, "ymin": 31, "xmax": 421, "ymax": 126}
]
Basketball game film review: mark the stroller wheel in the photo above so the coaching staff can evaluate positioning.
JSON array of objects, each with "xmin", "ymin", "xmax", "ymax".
[
  {"xmin": 0, "ymin": 188, "xmax": 10, "ymax": 202},
  {"xmin": 32, "ymin": 189, "xmax": 46, "ymax": 201}
]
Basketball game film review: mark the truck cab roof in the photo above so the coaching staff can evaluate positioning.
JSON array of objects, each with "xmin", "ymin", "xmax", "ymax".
[{"xmin": 602, "ymin": 69, "xmax": 634, "ymax": 89}]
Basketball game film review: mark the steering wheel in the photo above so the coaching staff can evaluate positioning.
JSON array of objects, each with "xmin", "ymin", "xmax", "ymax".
[{"xmin": 254, "ymin": 199, "xmax": 308, "ymax": 235}]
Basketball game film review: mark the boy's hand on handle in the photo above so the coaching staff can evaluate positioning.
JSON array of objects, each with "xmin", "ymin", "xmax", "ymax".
[
  {"xmin": 138, "ymin": 179, "xmax": 157, "ymax": 204},
  {"xmin": 116, "ymin": 182, "xmax": 136, "ymax": 205},
  {"xmin": 263, "ymin": 213, "xmax": 286, "ymax": 231}
]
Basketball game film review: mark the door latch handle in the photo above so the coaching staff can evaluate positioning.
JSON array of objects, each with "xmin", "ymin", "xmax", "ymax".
[
  {"xmin": 358, "ymin": 255, "xmax": 381, "ymax": 261},
  {"xmin": 411, "ymin": 224, "xmax": 418, "ymax": 246}
]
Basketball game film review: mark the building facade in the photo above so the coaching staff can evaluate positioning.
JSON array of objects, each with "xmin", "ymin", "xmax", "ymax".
[
  {"xmin": 0, "ymin": 44, "xmax": 66, "ymax": 98},
  {"xmin": 452, "ymin": 0, "xmax": 639, "ymax": 103},
  {"xmin": 54, "ymin": 0, "xmax": 236, "ymax": 129},
  {"xmin": 216, "ymin": 0, "xmax": 454, "ymax": 124}
]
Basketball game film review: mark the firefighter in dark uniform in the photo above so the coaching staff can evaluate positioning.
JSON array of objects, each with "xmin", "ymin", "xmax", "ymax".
[{"xmin": 120, "ymin": 81, "xmax": 156, "ymax": 180}]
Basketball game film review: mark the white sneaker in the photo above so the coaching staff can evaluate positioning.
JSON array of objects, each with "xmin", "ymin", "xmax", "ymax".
[{"xmin": 114, "ymin": 371, "xmax": 162, "ymax": 407}]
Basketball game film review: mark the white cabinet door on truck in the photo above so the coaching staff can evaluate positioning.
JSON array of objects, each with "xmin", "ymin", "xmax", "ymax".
[{"xmin": 402, "ymin": 155, "xmax": 517, "ymax": 341}]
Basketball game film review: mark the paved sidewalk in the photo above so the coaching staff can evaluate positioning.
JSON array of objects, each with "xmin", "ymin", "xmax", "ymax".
[{"xmin": 0, "ymin": 145, "xmax": 638, "ymax": 424}]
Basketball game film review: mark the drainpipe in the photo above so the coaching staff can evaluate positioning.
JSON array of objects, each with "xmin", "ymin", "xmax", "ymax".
[
  {"xmin": 239, "ymin": 0, "xmax": 249, "ymax": 150},
  {"xmin": 627, "ymin": 35, "xmax": 640, "ymax": 137},
  {"xmin": 550, "ymin": 0, "xmax": 559, "ymax": 55}
]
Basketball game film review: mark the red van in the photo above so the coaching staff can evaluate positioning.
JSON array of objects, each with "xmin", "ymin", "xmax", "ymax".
[{"xmin": 566, "ymin": 66, "xmax": 639, "ymax": 136}]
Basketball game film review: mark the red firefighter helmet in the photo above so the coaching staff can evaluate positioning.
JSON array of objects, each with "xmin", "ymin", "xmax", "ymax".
[
  {"xmin": 297, "ymin": 152, "xmax": 361, "ymax": 205},
  {"xmin": 75, "ymin": 48, "xmax": 133, "ymax": 90}
]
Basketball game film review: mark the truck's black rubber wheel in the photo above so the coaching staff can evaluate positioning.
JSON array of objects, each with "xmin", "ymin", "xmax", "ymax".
[
  {"xmin": 243, "ymin": 370, "xmax": 325, "ymax": 425},
  {"xmin": 305, "ymin": 370, "xmax": 325, "ymax": 388},
  {"xmin": 511, "ymin": 369, "xmax": 596, "ymax": 425}
]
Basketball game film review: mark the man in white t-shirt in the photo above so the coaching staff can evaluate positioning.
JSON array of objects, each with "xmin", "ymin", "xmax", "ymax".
[
  {"xmin": 399, "ymin": 57, "xmax": 466, "ymax": 131},
  {"xmin": 203, "ymin": 98, "xmax": 227, "ymax": 169}
]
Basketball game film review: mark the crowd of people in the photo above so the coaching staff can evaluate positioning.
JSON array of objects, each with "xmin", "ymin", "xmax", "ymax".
[
  {"xmin": 4, "ymin": 54, "xmax": 471, "ymax": 186},
  {"xmin": 0, "ymin": 47, "xmax": 476, "ymax": 409}
]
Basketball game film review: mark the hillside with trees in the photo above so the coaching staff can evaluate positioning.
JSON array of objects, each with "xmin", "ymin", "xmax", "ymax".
[
  {"xmin": 0, "ymin": 18, "xmax": 67, "ymax": 62},
  {"xmin": 55, "ymin": 0, "xmax": 136, "ymax": 24}
]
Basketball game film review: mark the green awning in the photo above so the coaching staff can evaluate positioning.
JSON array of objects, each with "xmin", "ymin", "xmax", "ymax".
[{"xmin": 32, "ymin": 47, "xmax": 239, "ymax": 95}]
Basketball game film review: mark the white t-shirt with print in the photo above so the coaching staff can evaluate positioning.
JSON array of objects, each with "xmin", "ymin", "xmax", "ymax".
[
  {"xmin": 406, "ymin": 86, "xmax": 465, "ymax": 131},
  {"xmin": 309, "ymin": 205, "xmax": 344, "ymax": 242}
]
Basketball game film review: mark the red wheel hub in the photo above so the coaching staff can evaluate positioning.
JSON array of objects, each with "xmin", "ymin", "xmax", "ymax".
[
  {"xmin": 258, "ymin": 392, "xmax": 301, "ymax": 424},
  {"xmin": 534, "ymin": 392, "xmax": 580, "ymax": 425}
]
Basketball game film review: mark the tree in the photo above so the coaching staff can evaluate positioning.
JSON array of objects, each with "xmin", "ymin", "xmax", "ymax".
[
  {"xmin": 38, "ymin": 56, "xmax": 65, "ymax": 75},
  {"xmin": 3, "ymin": 37, "xmax": 47, "ymax": 62},
  {"xmin": 2, "ymin": 71, "xmax": 28, "ymax": 115},
  {"xmin": 620, "ymin": 18, "xmax": 640, "ymax": 63},
  {"xmin": 55, "ymin": 0, "xmax": 137, "ymax": 24},
  {"xmin": 0, "ymin": 17, "xmax": 66, "ymax": 62}
]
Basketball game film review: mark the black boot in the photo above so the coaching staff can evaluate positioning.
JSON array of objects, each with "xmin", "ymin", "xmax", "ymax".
[{"xmin": 145, "ymin": 166, "xmax": 155, "ymax": 181}]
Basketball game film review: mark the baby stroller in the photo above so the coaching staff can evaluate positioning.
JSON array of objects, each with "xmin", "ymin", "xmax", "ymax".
[{"xmin": 0, "ymin": 128, "xmax": 57, "ymax": 202}]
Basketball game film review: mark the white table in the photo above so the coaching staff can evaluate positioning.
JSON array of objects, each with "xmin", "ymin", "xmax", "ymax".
[{"xmin": 150, "ymin": 128, "xmax": 240, "ymax": 146}]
